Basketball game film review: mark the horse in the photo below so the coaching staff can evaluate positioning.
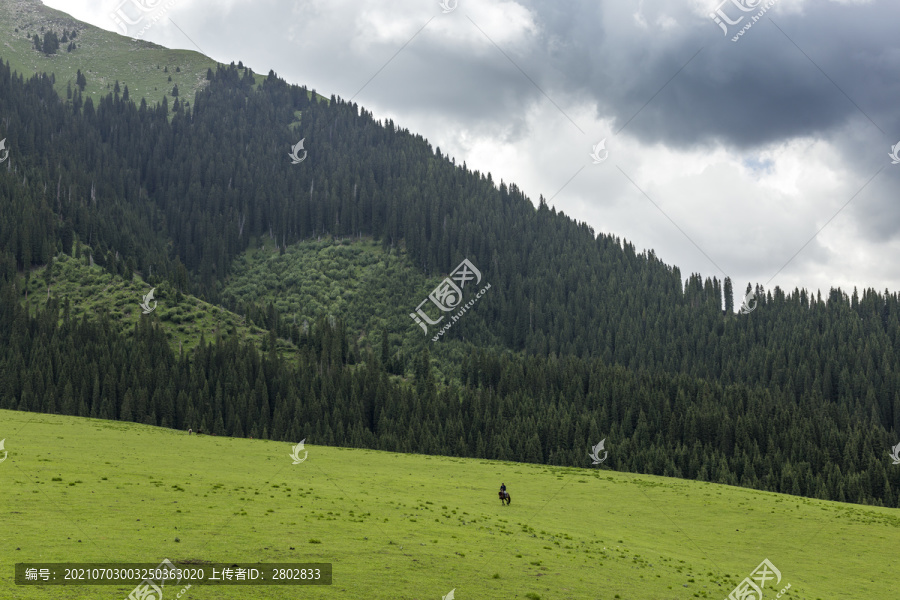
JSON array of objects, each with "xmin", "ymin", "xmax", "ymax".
[{"xmin": 499, "ymin": 490, "xmax": 511, "ymax": 506}]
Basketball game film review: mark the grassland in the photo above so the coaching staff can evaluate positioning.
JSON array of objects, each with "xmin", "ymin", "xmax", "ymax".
[
  {"xmin": 0, "ymin": 0, "xmax": 217, "ymax": 107},
  {"xmin": 2, "ymin": 408, "xmax": 897, "ymax": 599},
  {"xmin": 0, "ymin": 0, "xmax": 328, "ymax": 111}
]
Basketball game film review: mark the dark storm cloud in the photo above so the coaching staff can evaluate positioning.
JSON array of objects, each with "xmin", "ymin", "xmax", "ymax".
[
  {"xmin": 515, "ymin": 0, "xmax": 900, "ymax": 150},
  {"xmin": 346, "ymin": 30, "xmax": 536, "ymax": 133}
]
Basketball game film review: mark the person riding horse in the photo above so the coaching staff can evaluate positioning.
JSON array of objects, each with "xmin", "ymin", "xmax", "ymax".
[{"xmin": 499, "ymin": 483, "xmax": 510, "ymax": 505}]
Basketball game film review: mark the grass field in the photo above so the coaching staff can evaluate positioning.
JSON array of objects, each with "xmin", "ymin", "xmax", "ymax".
[
  {"xmin": 0, "ymin": 0, "xmax": 327, "ymax": 114},
  {"xmin": 2, "ymin": 409, "xmax": 897, "ymax": 599},
  {"xmin": 0, "ymin": 0, "xmax": 217, "ymax": 109}
]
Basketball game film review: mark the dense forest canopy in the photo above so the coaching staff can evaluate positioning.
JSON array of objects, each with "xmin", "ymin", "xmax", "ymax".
[{"xmin": 0, "ymin": 57, "xmax": 898, "ymax": 507}]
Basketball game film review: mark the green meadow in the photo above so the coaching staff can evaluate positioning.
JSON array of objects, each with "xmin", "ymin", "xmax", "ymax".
[
  {"xmin": 2, "ymin": 409, "xmax": 897, "ymax": 599},
  {"xmin": 0, "ymin": 0, "xmax": 215, "ymax": 107},
  {"xmin": 0, "ymin": 0, "xmax": 328, "ymax": 113}
]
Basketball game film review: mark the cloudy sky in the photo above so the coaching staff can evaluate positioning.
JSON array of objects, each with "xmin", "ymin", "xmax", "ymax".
[{"xmin": 46, "ymin": 0, "xmax": 900, "ymax": 304}]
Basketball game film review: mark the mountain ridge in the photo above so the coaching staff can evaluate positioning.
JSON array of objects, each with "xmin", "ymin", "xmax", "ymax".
[{"xmin": 0, "ymin": 1, "xmax": 897, "ymax": 511}]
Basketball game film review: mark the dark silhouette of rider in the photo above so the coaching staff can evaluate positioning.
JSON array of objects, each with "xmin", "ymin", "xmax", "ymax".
[{"xmin": 500, "ymin": 483, "xmax": 506, "ymax": 495}]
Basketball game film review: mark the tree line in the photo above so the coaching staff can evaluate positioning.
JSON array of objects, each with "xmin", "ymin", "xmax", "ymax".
[
  {"xmin": 1, "ymin": 296, "xmax": 897, "ymax": 507},
  {"xmin": 0, "ymin": 57, "xmax": 898, "ymax": 507}
]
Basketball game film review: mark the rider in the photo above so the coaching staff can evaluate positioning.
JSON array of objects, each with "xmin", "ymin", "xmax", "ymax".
[{"xmin": 500, "ymin": 483, "xmax": 506, "ymax": 497}]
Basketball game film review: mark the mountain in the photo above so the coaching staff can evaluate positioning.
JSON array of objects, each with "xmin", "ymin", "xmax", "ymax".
[
  {"xmin": 0, "ymin": 0, "xmax": 897, "ymax": 508},
  {"xmin": 0, "ymin": 0, "xmax": 216, "ymax": 107}
]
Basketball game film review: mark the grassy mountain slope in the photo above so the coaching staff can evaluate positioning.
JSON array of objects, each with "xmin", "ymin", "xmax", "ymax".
[
  {"xmin": 2, "ymin": 408, "xmax": 897, "ymax": 599},
  {"xmin": 0, "ymin": 0, "xmax": 215, "ymax": 106}
]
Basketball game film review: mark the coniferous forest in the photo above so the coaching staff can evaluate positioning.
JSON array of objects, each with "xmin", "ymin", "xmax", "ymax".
[{"xmin": 1, "ymin": 58, "xmax": 899, "ymax": 507}]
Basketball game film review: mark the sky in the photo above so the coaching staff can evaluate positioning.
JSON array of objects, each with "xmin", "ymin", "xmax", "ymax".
[{"xmin": 45, "ymin": 0, "xmax": 900, "ymax": 305}]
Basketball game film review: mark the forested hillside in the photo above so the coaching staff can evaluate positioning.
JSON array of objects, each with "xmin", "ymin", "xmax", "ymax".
[
  {"xmin": 2, "ymin": 296, "xmax": 898, "ymax": 506},
  {"xmin": 0, "ymin": 42, "xmax": 898, "ymax": 508}
]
